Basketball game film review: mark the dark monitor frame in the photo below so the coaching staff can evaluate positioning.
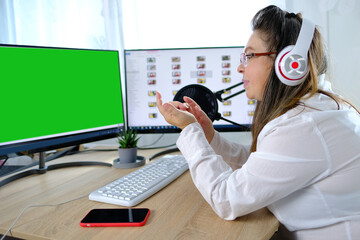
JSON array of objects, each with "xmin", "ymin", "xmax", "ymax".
[
  {"xmin": 0, "ymin": 44, "xmax": 125, "ymax": 187},
  {"xmin": 0, "ymin": 43, "xmax": 124, "ymax": 157}
]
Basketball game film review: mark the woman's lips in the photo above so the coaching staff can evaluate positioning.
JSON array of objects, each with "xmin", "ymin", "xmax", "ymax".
[{"xmin": 243, "ymin": 79, "xmax": 249, "ymax": 88}]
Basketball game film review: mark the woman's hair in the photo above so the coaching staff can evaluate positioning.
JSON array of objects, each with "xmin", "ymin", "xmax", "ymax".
[{"xmin": 249, "ymin": 5, "xmax": 356, "ymax": 152}]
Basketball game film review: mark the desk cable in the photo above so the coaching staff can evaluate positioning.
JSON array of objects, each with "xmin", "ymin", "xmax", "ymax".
[
  {"xmin": 136, "ymin": 132, "xmax": 175, "ymax": 150},
  {"xmin": 0, "ymin": 155, "xmax": 9, "ymax": 170},
  {"xmin": 1, "ymin": 194, "xmax": 88, "ymax": 240},
  {"xmin": 138, "ymin": 133, "xmax": 165, "ymax": 149}
]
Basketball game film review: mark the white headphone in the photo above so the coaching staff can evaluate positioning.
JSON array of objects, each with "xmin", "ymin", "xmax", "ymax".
[{"xmin": 274, "ymin": 18, "xmax": 316, "ymax": 86}]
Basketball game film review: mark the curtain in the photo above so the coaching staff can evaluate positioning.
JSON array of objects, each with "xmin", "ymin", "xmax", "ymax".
[
  {"xmin": 0, "ymin": 0, "xmax": 17, "ymax": 44},
  {"xmin": 0, "ymin": 0, "xmax": 122, "ymax": 50},
  {"xmin": 0, "ymin": 0, "xmax": 272, "ymax": 50}
]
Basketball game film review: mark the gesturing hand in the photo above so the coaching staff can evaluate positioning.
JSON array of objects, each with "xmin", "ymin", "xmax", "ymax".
[
  {"xmin": 182, "ymin": 96, "xmax": 215, "ymax": 143},
  {"xmin": 156, "ymin": 91, "xmax": 197, "ymax": 130},
  {"xmin": 156, "ymin": 92, "xmax": 215, "ymax": 143}
]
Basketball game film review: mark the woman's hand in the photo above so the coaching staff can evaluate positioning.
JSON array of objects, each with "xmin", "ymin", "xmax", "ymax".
[
  {"xmin": 156, "ymin": 91, "xmax": 197, "ymax": 130},
  {"xmin": 156, "ymin": 92, "xmax": 215, "ymax": 143},
  {"xmin": 182, "ymin": 96, "xmax": 215, "ymax": 143}
]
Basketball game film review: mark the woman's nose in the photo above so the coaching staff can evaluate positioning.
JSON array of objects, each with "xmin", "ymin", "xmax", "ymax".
[{"xmin": 237, "ymin": 63, "xmax": 244, "ymax": 74}]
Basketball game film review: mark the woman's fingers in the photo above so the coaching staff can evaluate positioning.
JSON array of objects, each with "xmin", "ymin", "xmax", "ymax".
[{"xmin": 156, "ymin": 91, "xmax": 197, "ymax": 129}]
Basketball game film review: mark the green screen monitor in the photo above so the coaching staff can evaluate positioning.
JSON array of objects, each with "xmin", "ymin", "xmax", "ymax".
[{"xmin": 0, "ymin": 44, "xmax": 125, "ymax": 156}]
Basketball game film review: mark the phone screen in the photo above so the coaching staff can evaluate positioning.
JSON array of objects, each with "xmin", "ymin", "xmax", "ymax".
[{"xmin": 80, "ymin": 208, "xmax": 150, "ymax": 227}]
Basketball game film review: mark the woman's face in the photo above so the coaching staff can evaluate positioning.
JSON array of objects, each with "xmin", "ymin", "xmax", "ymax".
[{"xmin": 238, "ymin": 30, "xmax": 274, "ymax": 101}]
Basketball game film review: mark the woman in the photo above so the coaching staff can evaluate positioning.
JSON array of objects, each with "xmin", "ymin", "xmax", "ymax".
[{"xmin": 156, "ymin": 5, "xmax": 360, "ymax": 240}]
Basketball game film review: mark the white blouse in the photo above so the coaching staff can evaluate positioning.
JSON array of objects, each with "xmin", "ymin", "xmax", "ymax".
[{"xmin": 176, "ymin": 93, "xmax": 360, "ymax": 239}]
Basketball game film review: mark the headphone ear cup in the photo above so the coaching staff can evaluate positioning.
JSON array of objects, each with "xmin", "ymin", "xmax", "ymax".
[{"xmin": 275, "ymin": 45, "xmax": 309, "ymax": 86}]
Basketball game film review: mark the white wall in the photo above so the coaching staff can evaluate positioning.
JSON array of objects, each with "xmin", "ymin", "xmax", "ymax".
[
  {"xmin": 327, "ymin": 1, "xmax": 360, "ymax": 108},
  {"xmin": 285, "ymin": 0, "xmax": 360, "ymax": 108}
]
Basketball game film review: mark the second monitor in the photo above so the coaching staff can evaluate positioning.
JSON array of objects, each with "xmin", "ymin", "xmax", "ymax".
[{"xmin": 124, "ymin": 47, "xmax": 255, "ymax": 133}]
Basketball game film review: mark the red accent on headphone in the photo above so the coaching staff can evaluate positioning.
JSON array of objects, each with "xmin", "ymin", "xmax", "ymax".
[
  {"xmin": 278, "ymin": 51, "xmax": 305, "ymax": 81},
  {"xmin": 291, "ymin": 62, "xmax": 299, "ymax": 69}
]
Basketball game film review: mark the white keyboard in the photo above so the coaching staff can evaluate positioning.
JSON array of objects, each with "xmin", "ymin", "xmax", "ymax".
[{"xmin": 89, "ymin": 155, "xmax": 188, "ymax": 207}]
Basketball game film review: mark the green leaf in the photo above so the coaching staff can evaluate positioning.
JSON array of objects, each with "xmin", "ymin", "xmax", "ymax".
[{"xmin": 117, "ymin": 129, "xmax": 140, "ymax": 148}]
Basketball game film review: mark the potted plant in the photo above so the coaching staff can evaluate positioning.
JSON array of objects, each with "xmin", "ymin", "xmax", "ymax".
[{"xmin": 117, "ymin": 129, "xmax": 140, "ymax": 163}]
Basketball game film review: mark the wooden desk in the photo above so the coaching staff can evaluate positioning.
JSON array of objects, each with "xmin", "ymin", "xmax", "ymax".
[{"xmin": 0, "ymin": 148, "xmax": 279, "ymax": 240}]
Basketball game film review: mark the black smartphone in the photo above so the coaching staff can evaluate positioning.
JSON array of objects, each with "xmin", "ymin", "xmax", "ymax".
[{"xmin": 80, "ymin": 208, "xmax": 150, "ymax": 227}]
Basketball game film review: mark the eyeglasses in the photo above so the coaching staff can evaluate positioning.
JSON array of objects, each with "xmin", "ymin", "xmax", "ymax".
[{"xmin": 240, "ymin": 52, "xmax": 276, "ymax": 67}]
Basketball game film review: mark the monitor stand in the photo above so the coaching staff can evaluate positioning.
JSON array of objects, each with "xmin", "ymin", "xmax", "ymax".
[{"xmin": 0, "ymin": 146, "xmax": 112, "ymax": 188}]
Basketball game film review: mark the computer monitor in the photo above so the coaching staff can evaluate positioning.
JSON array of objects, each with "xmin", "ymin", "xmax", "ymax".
[
  {"xmin": 0, "ymin": 44, "xmax": 124, "ymax": 186},
  {"xmin": 124, "ymin": 47, "xmax": 255, "ymax": 133}
]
